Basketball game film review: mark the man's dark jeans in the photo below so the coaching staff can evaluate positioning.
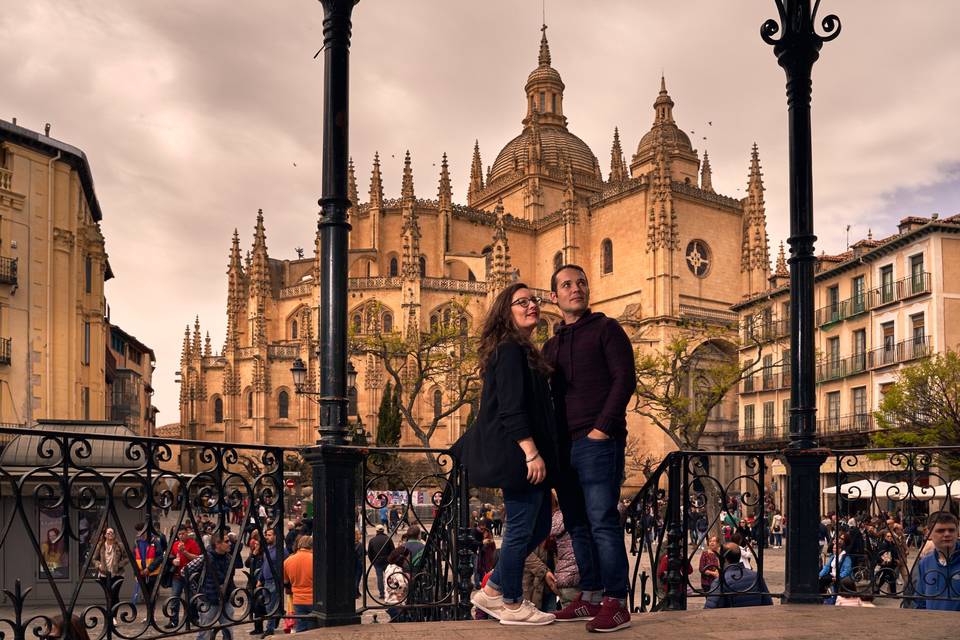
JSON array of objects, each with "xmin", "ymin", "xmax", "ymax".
[
  {"xmin": 557, "ymin": 436, "xmax": 629, "ymax": 599},
  {"xmin": 374, "ymin": 563, "xmax": 387, "ymax": 599},
  {"xmin": 488, "ymin": 485, "xmax": 552, "ymax": 603}
]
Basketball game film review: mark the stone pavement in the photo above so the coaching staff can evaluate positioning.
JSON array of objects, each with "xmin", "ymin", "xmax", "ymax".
[{"xmin": 291, "ymin": 606, "xmax": 954, "ymax": 640}]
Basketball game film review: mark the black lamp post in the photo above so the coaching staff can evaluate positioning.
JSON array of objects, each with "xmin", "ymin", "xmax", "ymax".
[{"xmin": 761, "ymin": 0, "xmax": 840, "ymax": 603}]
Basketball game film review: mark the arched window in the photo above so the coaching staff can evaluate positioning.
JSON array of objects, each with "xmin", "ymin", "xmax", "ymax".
[
  {"xmin": 348, "ymin": 387, "xmax": 358, "ymax": 416},
  {"xmin": 459, "ymin": 316, "xmax": 468, "ymax": 336},
  {"xmin": 553, "ymin": 251, "xmax": 563, "ymax": 272},
  {"xmin": 352, "ymin": 313, "xmax": 362, "ymax": 334},
  {"xmin": 433, "ymin": 389, "xmax": 443, "ymax": 419},
  {"xmin": 278, "ymin": 390, "xmax": 289, "ymax": 419},
  {"xmin": 419, "ymin": 255, "xmax": 427, "ymax": 277},
  {"xmin": 468, "ymin": 269, "xmax": 476, "ymax": 282},
  {"xmin": 430, "ymin": 314, "xmax": 439, "ymax": 331},
  {"xmin": 247, "ymin": 391, "xmax": 254, "ymax": 419},
  {"xmin": 382, "ymin": 312, "xmax": 393, "ymax": 333},
  {"xmin": 213, "ymin": 397, "xmax": 223, "ymax": 423},
  {"xmin": 389, "ymin": 257, "xmax": 399, "ymax": 277},
  {"xmin": 291, "ymin": 320, "xmax": 298, "ymax": 340},
  {"xmin": 443, "ymin": 309, "xmax": 451, "ymax": 326},
  {"xmin": 601, "ymin": 239, "xmax": 613, "ymax": 275}
]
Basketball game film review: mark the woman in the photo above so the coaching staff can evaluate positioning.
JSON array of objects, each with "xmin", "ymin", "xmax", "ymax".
[
  {"xmin": 92, "ymin": 528, "xmax": 127, "ymax": 625},
  {"xmin": 384, "ymin": 546, "xmax": 412, "ymax": 622},
  {"xmin": 874, "ymin": 530, "xmax": 900, "ymax": 595},
  {"xmin": 819, "ymin": 532, "xmax": 853, "ymax": 603},
  {"xmin": 452, "ymin": 283, "xmax": 559, "ymax": 626}
]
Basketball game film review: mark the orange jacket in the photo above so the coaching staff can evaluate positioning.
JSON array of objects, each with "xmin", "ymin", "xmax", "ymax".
[{"xmin": 283, "ymin": 550, "xmax": 313, "ymax": 605}]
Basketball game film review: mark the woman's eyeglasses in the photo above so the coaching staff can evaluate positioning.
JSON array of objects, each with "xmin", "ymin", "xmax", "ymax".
[{"xmin": 511, "ymin": 296, "xmax": 543, "ymax": 309}]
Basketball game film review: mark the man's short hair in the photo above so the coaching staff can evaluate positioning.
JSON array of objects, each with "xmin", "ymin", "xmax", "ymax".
[
  {"xmin": 721, "ymin": 543, "xmax": 742, "ymax": 565},
  {"xmin": 927, "ymin": 511, "xmax": 959, "ymax": 529},
  {"xmin": 550, "ymin": 263, "xmax": 588, "ymax": 293}
]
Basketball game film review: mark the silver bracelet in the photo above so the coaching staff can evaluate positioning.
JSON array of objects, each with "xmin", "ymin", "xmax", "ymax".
[{"xmin": 525, "ymin": 452, "xmax": 540, "ymax": 463}]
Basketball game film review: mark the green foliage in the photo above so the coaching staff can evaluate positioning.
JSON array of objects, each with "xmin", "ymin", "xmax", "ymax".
[
  {"xmin": 873, "ymin": 349, "xmax": 960, "ymax": 470},
  {"xmin": 375, "ymin": 382, "xmax": 401, "ymax": 446}
]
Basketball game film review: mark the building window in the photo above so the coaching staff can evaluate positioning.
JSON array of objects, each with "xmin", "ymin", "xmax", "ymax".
[
  {"xmin": 278, "ymin": 390, "xmax": 289, "ymax": 419},
  {"xmin": 348, "ymin": 386, "xmax": 358, "ymax": 416},
  {"xmin": 852, "ymin": 275, "xmax": 865, "ymax": 313},
  {"xmin": 539, "ymin": 91, "xmax": 545, "ymax": 112},
  {"xmin": 214, "ymin": 397, "xmax": 224, "ymax": 423},
  {"xmin": 433, "ymin": 389, "xmax": 443, "ymax": 419},
  {"xmin": 85, "ymin": 256, "xmax": 93, "ymax": 294},
  {"xmin": 419, "ymin": 256, "xmax": 426, "ymax": 278},
  {"xmin": 910, "ymin": 254, "xmax": 925, "ymax": 294},
  {"xmin": 880, "ymin": 265, "xmax": 894, "ymax": 303},
  {"xmin": 852, "ymin": 387, "xmax": 867, "ymax": 429},
  {"xmin": 553, "ymin": 251, "xmax": 563, "ymax": 273},
  {"xmin": 459, "ymin": 316, "xmax": 468, "ymax": 336},
  {"xmin": 781, "ymin": 398, "xmax": 791, "ymax": 428},
  {"xmin": 389, "ymin": 257, "xmax": 398, "ymax": 277},
  {"xmin": 600, "ymin": 239, "xmax": 613, "ymax": 275},
  {"xmin": 852, "ymin": 329, "xmax": 866, "ymax": 371},
  {"xmin": 827, "ymin": 336, "xmax": 840, "ymax": 377},
  {"xmin": 744, "ymin": 404, "xmax": 755, "ymax": 436},
  {"xmin": 82, "ymin": 386, "xmax": 90, "ymax": 421},
  {"xmin": 882, "ymin": 321, "xmax": 895, "ymax": 365},
  {"xmin": 468, "ymin": 270, "xmax": 476, "ymax": 282},
  {"xmin": 83, "ymin": 322, "xmax": 91, "ymax": 365},
  {"xmin": 762, "ymin": 354, "xmax": 773, "ymax": 388},
  {"xmin": 827, "ymin": 285, "xmax": 840, "ymax": 321},
  {"xmin": 352, "ymin": 313, "xmax": 362, "ymax": 334},
  {"xmin": 247, "ymin": 392, "xmax": 254, "ymax": 419},
  {"xmin": 826, "ymin": 391, "xmax": 841, "ymax": 429},
  {"xmin": 430, "ymin": 314, "xmax": 439, "ymax": 331},
  {"xmin": 111, "ymin": 333, "xmax": 124, "ymax": 355},
  {"xmin": 291, "ymin": 320, "xmax": 298, "ymax": 340},
  {"xmin": 551, "ymin": 93, "xmax": 557, "ymax": 113},
  {"xmin": 382, "ymin": 312, "xmax": 393, "ymax": 334},
  {"xmin": 762, "ymin": 401, "xmax": 775, "ymax": 436}
]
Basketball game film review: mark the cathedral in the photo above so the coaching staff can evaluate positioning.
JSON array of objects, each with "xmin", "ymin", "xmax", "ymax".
[{"xmin": 178, "ymin": 27, "xmax": 771, "ymax": 474}]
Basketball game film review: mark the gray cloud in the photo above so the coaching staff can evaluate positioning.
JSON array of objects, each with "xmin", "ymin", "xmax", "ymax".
[{"xmin": 1, "ymin": 1, "xmax": 957, "ymax": 423}]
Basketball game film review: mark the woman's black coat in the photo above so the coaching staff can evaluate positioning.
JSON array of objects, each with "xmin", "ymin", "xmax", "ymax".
[{"xmin": 450, "ymin": 341, "xmax": 559, "ymax": 492}]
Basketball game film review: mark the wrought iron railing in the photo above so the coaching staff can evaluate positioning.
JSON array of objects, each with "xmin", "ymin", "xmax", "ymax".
[
  {"xmin": 869, "ymin": 272, "xmax": 932, "ymax": 308},
  {"xmin": 0, "ymin": 256, "xmax": 17, "ymax": 285},
  {"xmin": 0, "ymin": 428, "xmax": 473, "ymax": 638},
  {"xmin": 623, "ymin": 450, "xmax": 780, "ymax": 612},
  {"xmin": 742, "ymin": 317, "xmax": 790, "ymax": 344},
  {"xmin": 823, "ymin": 446, "xmax": 960, "ymax": 607},
  {"xmin": 0, "ymin": 337, "xmax": 10, "ymax": 366},
  {"xmin": 867, "ymin": 336, "xmax": 931, "ymax": 369},
  {"xmin": 818, "ymin": 413, "xmax": 875, "ymax": 435}
]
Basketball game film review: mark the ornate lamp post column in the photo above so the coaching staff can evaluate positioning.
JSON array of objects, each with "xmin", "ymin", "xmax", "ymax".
[
  {"xmin": 303, "ymin": 0, "xmax": 362, "ymax": 627},
  {"xmin": 761, "ymin": 0, "xmax": 840, "ymax": 603}
]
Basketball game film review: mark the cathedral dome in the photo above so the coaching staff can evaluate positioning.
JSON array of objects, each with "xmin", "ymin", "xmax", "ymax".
[
  {"xmin": 489, "ymin": 126, "xmax": 598, "ymax": 183},
  {"xmin": 635, "ymin": 125, "xmax": 693, "ymax": 157}
]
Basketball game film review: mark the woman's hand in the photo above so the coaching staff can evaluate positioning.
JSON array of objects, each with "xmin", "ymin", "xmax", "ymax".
[{"xmin": 527, "ymin": 455, "xmax": 547, "ymax": 485}]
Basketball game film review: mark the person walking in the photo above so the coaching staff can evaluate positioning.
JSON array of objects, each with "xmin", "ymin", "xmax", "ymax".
[
  {"xmin": 167, "ymin": 526, "xmax": 201, "ymax": 629},
  {"xmin": 770, "ymin": 512, "xmax": 783, "ymax": 549},
  {"xmin": 367, "ymin": 525, "xmax": 395, "ymax": 600},
  {"xmin": 452, "ymin": 282, "xmax": 560, "ymax": 626},
  {"xmin": 283, "ymin": 535, "xmax": 319, "ymax": 631},
  {"xmin": 188, "ymin": 530, "xmax": 242, "ymax": 640},
  {"xmin": 92, "ymin": 528, "xmax": 127, "ymax": 627},
  {"xmin": 258, "ymin": 529, "xmax": 284, "ymax": 636},
  {"xmin": 543, "ymin": 264, "xmax": 637, "ymax": 633},
  {"xmin": 131, "ymin": 523, "xmax": 163, "ymax": 614}
]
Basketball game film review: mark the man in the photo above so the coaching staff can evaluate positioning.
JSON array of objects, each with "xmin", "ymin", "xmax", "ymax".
[
  {"xmin": 167, "ymin": 526, "xmax": 201, "ymax": 629},
  {"xmin": 703, "ymin": 543, "xmax": 773, "ymax": 609},
  {"xmin": 544, "ymin": 264, "xmax": 637, "ymax": 633},
  {"xmin": 402, "ymin": 525, "xmax": 425, "ymax": 559},
  {"xmin": 914, "ymin": 512, "xmax": 960, "ymax": 611},
  {"xmin": 131, "ymin": 523, "xmax": 164, "ymax": 611},
  {"xmin": 259, "ymin": 529, "xmax": 285, "ymax": 636},
  {"xmin": 283, "ymin": 535, "xmax": 318, "ymax": 631},
  {"xmin": 188, "ymin": 530, "xmax": 242, "ymax": 640},
  {"xmin": 367, "ymin": 524, "xmax": 395, "ymax": 599}
]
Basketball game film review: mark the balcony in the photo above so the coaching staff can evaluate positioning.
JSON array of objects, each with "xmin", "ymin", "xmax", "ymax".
[
  {"xmin": 0, "ymin": 257, "xmax": 16, "ymax": 285},
  {"xmin": 740, "ymin": 422, "xmax": 788, "ymax": 443},
  {"xmin": 0, "ymin": 337, "xmax": 10, "ymax": 365},
  {"xmin": 815, "ymin": 294, "xmax": 869, "ymax": 326},
  {"xmin": 818, "ymin": 413, "xmax": 875, "ymax": 435},
  {"xmin": 816, "ymin": 352, "xmax": 869, "ymax": 382},
  {"xmin": 0, "ymin": 167, "xmax": 11, "ymax": 191},
  {"xmin": 867, "ymin": 336, "xmax": 932, "ymax": 369},
  {"xmin": 869, "ymin": 272, "xmax": 931, "ymax": 309},
  {"xmin": 742, "ymin": 317, "xmax": 790, "ymax": 344},
  {"xmin": 741, "ymin": 376, "xmax": 755, "ymax": 393}
]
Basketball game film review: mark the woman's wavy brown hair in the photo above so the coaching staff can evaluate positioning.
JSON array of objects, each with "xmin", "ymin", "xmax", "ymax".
[{"xmin": 477, "ymin": 282, "xmax": 551, "ymax": 376}]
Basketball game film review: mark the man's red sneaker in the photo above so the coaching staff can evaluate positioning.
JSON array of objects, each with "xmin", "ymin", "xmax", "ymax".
[
  {"xmin": 585, "ymin": 597, "xmax": 631, "ymax": 633},
  {"xmin": 554, "ymin": 594, "xmax": 601, "ymax": 622}
]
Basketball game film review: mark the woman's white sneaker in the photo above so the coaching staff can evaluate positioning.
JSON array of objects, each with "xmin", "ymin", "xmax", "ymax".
[
  {"xmin": 470, "ymin": 589, "xmax": 505, "ymax": 619},
  {"xmin": 498, "ymin": 601, "xmax": 556, "ymax": 626}
]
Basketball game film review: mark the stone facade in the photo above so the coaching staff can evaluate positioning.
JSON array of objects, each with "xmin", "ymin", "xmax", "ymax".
[
  {"xmin": 178, "ymin": 27, "xmax": 773, "ymax": 480},
  {"xmin": 732, "ymin": 214, "xmax": 960, "ymax": 509},
  {"xmin": 0, "ymin": 121, "xmax": 115, "ymax": 425}
]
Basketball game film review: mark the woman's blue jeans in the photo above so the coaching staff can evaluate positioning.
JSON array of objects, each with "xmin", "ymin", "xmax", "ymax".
[{"xmin": 488, "ymin": 485, "xmax": 552, "ymax": 603}]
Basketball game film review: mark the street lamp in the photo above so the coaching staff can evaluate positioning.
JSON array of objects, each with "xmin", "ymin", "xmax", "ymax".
[{"xmin": 291, "ymin": 357, "xmax": 356, "ymax": 400}]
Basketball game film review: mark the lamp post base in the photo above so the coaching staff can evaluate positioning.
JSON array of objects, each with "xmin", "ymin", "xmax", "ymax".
[{"xmin": 781, "ymin": 446, "xmax": 829, "ymax": 604}]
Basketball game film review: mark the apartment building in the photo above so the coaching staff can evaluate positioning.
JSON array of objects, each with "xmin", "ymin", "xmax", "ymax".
[
  {"xmin": 731, "ymin": 214, "xmax": 960, "ymax": 509},
  {"xmin": 106, "ymin": 324, "xmax": 157, "ymax": 436}
]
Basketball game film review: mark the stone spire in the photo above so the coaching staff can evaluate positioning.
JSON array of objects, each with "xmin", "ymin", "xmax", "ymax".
[
  {"xmin": 741, "ymin": 144, "xmax": 771, "ymax": 295},
  {"xmin": 468, "ymin": 140, "xmax": 484, "ymax": 204},
  {"xmin": 775, "ymin": 241, "xmax": 788, "ymax": 276},
  {"xmin": 538, "ymin": 23, "xmax": 551, "ymax": 66},
  {"xmin": 369, "ymin": 152, "xmax": 384, "ymax": 208},
  {"xmin": 647, "ymin": 127, "xmax": 678, "ymax": 251},
  {"xmin": 488, "ymin": 199, "xmax": 512, "ymax": 292},
  {"xmin": 562, "ymin": 161, "xmax": 576, "ymax": 211},
  {"xmin": 526, "ymin": 110, "xmax": 543, "ymax": 173},
  {"xmin": 437, "ymin": 152, "xmax": 452, "ymax": 210},
  {"xmin": 523, "ymin": 24, "xmax": 567, "ymax": 130},
  {"xmin": 249, "ymin": 209, "xmax": 271, "ymax": 300},
  {"xmin": 609, "ymin": 127, "xmax": 628, "ymax": 183},
  {"xmin": 401, "ymin": 150, "xmax": 415, "ymax": 202},
  {"xmin": 225, "ymin": 229, "xmax": 244, "ymax": 349},
  {"xmin": 192, "ymin": 316, "xmax": 202, "ymax": 360},
  {"xmin": 204, "ymin": 331, "xmax": 212, "ymax": 358},
  {"xmin": 347, "ymin": 157, "xmax": 359, "ymax": 214},
  {"xmin": 700, "ymin": 150, "xmax": 714, "ymax": 193},
  {"xmin": 180, "ymin": 324, "xmax": 192, "ymax": 368},
  {"xmin": 654, "ymin": 74, "xmax": 675, "ymax": 124}
]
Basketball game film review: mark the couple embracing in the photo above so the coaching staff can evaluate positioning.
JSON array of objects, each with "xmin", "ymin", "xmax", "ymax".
[{"xmin": 452, "ymin": 264, "xmax": 637, "ymax": 632}]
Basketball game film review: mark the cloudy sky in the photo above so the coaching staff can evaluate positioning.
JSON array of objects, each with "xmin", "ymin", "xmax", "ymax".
[{"xmin": 2, "ymin": 1, "xmax": 958, "ymax": 423}]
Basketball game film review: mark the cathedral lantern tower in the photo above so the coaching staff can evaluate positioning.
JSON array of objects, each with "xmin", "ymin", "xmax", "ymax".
[
  {"xmin": 630, "ymin": 77, "xmax": 700, "ymax": 184},
  {"xmin": 474, "ymin": 25, "xmax": 600, "ymax": 219}
]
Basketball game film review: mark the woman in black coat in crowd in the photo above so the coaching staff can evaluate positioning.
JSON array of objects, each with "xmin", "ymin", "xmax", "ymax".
[{"xmin": 452, "ymin": 282, "xmax": 559, "ymax": 626}]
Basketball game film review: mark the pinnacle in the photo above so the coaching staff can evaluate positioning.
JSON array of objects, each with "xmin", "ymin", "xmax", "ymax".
[
  {"xmin": 538, "ymin": 23, "xmax": 551, "ymax": 67},
  {"xmin": 660, "ymin": 74, "xmax": 667, "ymax": 95},
  {"xmin": 401, "ymin": 150, "xmax": 415, "ymax": 199}
]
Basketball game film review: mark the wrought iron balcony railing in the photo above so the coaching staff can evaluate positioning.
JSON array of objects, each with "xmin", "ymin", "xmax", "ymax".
[
  {"xmin": 867, "ymin": 336, "xmax": 932, "ymax": 369},
  {"xmin": 741, "ymin": 317, "xmax": 790, "ymax": 343},
  {"xmin": 816, "ymin": 352, "xmax": 869, "ymax": 382},
  {"xmin": 0, "ymin": 337, "xmax": 10, "ymax": 365},
  {"xmin": 0, "ymin": 256, "xmax": 17, "ymax": 285},
  {"xmin": 818, "ymin": 412, "xmax": 875, "ymax": 435},
  {"xmin": 869, "ymin": 272, "xmax": 932, "ymax": 308},
  {"xmin": 815, "ymin": 293, "xmax": 869, "ymax": 326}
]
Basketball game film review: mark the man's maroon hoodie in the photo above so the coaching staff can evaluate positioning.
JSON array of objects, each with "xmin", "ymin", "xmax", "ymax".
[{"xmin": 543, "ymin": 310, "xmax": 637, "ymax": 442}]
